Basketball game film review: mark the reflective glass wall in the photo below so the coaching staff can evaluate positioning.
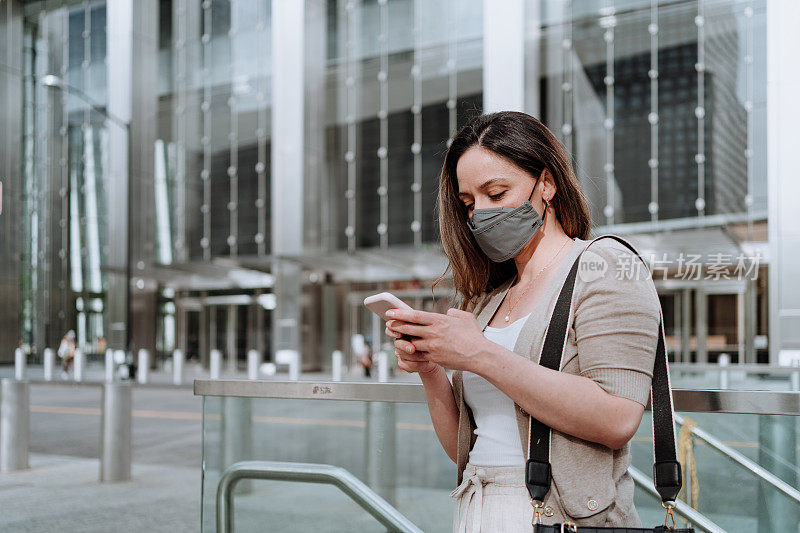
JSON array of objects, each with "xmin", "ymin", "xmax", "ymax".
[
  {"xmin": 4, "ymin": 0, "xmax": 770, "ymax": 369},
  {"xmin": 531, "ymin": 0, "xmax": 766, "ymax": 227}
]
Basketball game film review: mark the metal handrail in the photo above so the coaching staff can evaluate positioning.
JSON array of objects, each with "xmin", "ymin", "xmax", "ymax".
[
  {"xmin": 193, "ymin": 380, "xmax": 800, "ymax": 416},
  {"xmin": 216, "ymin": 460, "xmax": 424, "ymax": 533},
  {"xmin": 628, "ymin": 466, "xmax": 725, "ymax": 533},
  {"xmin": 673, "ymin": 413, "xmax": 800, "ymax": 505}
]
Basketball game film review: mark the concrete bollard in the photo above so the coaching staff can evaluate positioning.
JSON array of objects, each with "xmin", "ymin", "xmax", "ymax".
[
  {"xmin": 210, "ymin": 349, "xmax": 222, "ymax": 380},
  {"xmin": 172, "ymin": 349, "xmax": 184, "ymax": 385},
  {"xmin": 0, "ymin": 379, "xmax": 30, "ymax": 472},
  {"xmin": 791, "ymin": 369, "xmax": 800, "ymax": 392},
  {"xmin": 105, "ymin": 349, "xmax": 115, "ymax": 383},
  {"xmin": 73, "ymin": 349, "xmax": 85, "ymax": 382},
  {"xmin": 100, "ymin": 382, "xmax": 132, "ymax": 482},
  {"xmin": 247, "ymin": 350, "xmax": 260, "ymax": 380},
  {"xmin": 14, "ymin": 348, "xmax": 26, "ymax": 381},
  {"xmin": 718, "ymin": 353, "xmax": 730, "ymax": 390},
  {"xmin": 137, "ymin": 349, "xmax": 149, "ymax": 384},
  {"xmin": 275, "ymin": 349, "xmax": 300, "ymax": 381},
  {"xmin": 43, "ymin": 348, "xmax": 55, "ymax": 381},
  {"xmin": 332, "ymin": 350, "xmax": 343, "ymax": 382},
  {"xmin": 377, "ymin": 351, "xmax": 389, "ymax": 383}
]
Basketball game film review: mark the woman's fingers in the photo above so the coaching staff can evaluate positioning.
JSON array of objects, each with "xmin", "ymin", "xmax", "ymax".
[
  {"xmin": 388, "ymin": 320, "xmax": 426, "ymax": 338},
  {"xmin": 394, "ymin": 338, "xmax": 416, "ymax": 353},
  {"xmin": 384, "ymin": 325, "xmax": 400, "ymax": 338},
  {"xmin": 395, "ymin": 349, "xmax": 428, "ymax": 362}
]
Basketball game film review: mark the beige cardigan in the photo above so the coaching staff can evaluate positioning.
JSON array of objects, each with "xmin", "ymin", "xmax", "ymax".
[{"xmin": 450, "ymin": 237, "xmax": 662, "ymax": 527}]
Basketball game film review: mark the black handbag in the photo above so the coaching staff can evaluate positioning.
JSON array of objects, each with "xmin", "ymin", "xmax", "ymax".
[{"xmin": 526, "ymin": 235, "xmax": 694, "ymax": 532}]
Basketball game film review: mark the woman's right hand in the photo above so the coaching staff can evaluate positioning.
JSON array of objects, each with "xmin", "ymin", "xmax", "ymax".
[{"xmin": 385, "ymin": 322, "xmax": 440, "ymax": 377}]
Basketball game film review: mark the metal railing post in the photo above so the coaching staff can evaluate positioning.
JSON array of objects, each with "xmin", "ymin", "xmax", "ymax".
[
  {"xmin": 100, "ymin": 382, "xmax": 132, "ymax": 482},
  {"xmin": 43, "ymin": 348, "xmax": 55, "ymax": 381},
  {"xmin": 0, "ymin": 379, "xmax": 30, "ymax": 472},
  {"xmin": 216, "ymin": 461, "xmax": 423, "ymax": 533}
]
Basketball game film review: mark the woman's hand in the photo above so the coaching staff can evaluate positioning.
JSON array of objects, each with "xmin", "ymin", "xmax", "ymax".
[
  {"xmin": 385, "ymin": 322, "xmax": 439, "ymax": 376},
  {"xmin": 385, "ymin": 308, "xmax": 487, "ymax": 372}
]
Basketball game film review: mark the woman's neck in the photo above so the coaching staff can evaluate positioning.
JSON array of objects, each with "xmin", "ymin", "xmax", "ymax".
[{"xmin": 512, "ymin": 227, "xmax": 572, "ymax": 286}]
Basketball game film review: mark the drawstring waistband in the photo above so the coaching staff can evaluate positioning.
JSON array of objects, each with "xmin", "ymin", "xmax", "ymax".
[{"xmin": 450, "ymin": 463, "xmax": 526, "ymax": 533}]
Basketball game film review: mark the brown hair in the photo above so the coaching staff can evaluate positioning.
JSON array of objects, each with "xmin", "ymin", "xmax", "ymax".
[{"xmin": 433, "ymin": 111, "xmax": 592, "ymax": 312}]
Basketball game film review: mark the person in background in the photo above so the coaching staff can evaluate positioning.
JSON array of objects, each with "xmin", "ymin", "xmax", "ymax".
[{"xmin": 59, "ymin": 330, "xmax": 76, "ymax": 379}]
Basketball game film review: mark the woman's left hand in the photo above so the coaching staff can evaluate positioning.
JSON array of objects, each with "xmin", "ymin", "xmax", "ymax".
[{"xmin": 386, "ymin": 308, "xmax": 487, "ymax": 372}]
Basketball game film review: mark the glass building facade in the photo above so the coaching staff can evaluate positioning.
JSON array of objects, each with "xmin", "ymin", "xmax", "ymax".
[{"xmin": 1, "ymin": 0, "xmax": 784, "ymax": 372}]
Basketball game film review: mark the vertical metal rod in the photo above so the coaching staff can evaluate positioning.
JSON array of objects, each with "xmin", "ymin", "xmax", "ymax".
[
  {"xmin": 0, "ymin": 379, "xmax": 30, "ymax": 472},
  {"xmin": 100, "ymin": 382, "xmax": 132, "ymax": 482}
]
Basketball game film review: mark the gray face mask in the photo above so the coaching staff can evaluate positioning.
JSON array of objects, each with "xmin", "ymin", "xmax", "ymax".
[{"xmin": 467, "ymin": 178, "xmax": 545, "ymax": 262}]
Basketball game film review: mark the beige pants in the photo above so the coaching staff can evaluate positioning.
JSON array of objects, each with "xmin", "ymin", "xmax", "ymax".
[{"xmin": 450, "ymin": 462, "xmax": 535, "ymax": 533}]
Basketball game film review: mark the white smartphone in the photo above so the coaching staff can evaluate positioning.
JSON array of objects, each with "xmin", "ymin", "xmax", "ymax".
[{"xmin": 364, "ymin": 292, "xmax": 415, "ymax": 341}]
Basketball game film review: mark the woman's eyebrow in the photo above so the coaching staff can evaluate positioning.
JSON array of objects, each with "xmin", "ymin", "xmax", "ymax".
[{"xmin": 458, "ymin": 177, "xmax": 508, "ymax": 196}]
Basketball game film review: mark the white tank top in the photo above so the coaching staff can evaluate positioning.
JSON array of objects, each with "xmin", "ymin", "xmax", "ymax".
[{"xmin": 462, "ymin": 311, "xmax": 531, "ymax": 466}]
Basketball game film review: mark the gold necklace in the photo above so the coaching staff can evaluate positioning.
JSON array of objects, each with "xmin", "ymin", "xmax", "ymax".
[{"xmin": 502, "ymin": 236, "xmax": 572, "ymax": 322}]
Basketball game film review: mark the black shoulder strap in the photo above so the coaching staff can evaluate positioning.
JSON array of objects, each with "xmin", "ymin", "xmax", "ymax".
[{"xmin": 525, "ymin": 235, "xmax": 682, "ymax": 505}]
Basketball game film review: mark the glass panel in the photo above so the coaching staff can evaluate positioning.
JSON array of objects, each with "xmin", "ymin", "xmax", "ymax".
[
  {"xmin": 202, "ymin": 394, "xmax": 799, "ymax": 532},
  {"xmin": 202, "ymin": 395, "xmax": 454, "ymax": 532},
  {"xmin": 632, "ymin": 411, "xmax": 800, "ymax": 531}
]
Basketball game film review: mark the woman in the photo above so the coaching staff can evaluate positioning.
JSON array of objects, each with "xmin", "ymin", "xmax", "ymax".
[{"xmin": 384, "ymin": 111, "xmax": 661, "ymax": 530}]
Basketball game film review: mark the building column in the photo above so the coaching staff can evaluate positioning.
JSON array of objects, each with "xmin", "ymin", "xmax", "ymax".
[
  {"xmin": 0, "ymin": 0, "xmax": 24, "ymax": 362},
  {"xmin": 483, "ymin": 0, "xmax": 524, "ymax": 112},
  {"xmin": 744, "ymin": 278, "xmax": 757, "ymax": 364},
  {"xmin": 226, "ymin": 304, "xmax": 237, "ymax": 373},
  {"xmin": 767, "ymin": 0, "xmax": 800, "ymax": 365},
  {"xmin": 681, "ymin": 288, "xmax": 692, "ymax": 363},
  {"xmin": 106, "ymin": 0, "xmax": 158, "ymax": 355},
  {"xmin": 695, "ymin": 288, "xmax": 708, "ymax": 363},
  {"xmin": 270, "ymin": 0, "xmax": 305, "ymax": 364}
]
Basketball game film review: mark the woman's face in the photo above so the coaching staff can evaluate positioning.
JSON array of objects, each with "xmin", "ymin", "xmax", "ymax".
[{"xmin": 456, "ymin": 145, "xmax": 547, "ymax": 218}]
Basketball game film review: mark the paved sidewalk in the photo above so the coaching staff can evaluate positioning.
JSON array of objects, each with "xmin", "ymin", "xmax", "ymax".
[{"xmin": 0, "ymin": 454, "xmax": 200, "ymax": 533}]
